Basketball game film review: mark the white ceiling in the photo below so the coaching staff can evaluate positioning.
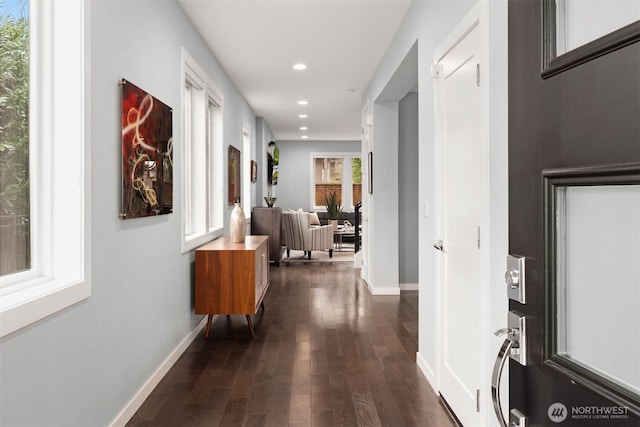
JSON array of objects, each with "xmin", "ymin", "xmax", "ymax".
[{"xmin": 178, "ymin": 0, "xmax": 412, "ymax": 141}]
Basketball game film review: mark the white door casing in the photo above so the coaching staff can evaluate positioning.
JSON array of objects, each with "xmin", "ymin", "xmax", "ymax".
[
  {"xmin": 361, "ymin": 102, "xmax": 372, "ymax": 283},
  {"xmin": 434, "ymin": 3, "xmax": 489, "ymax": 426}
]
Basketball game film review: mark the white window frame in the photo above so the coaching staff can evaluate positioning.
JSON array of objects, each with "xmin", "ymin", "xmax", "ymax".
[
  {"xmin": 0, "ymin": 0, "xmax": 91, "ymax": 338},
  {"xmin": 309, "ymin": 152, "xmax": 361, "ymax": 211},
  {"xmin": 182, "ymin": 48, "xmax": 224, "ymax": 252}
]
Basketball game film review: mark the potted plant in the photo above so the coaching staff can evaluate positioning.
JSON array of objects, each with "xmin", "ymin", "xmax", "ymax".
[{"xmin": 324, "ymin": 191, "xmax": 343, "ymax": 231}]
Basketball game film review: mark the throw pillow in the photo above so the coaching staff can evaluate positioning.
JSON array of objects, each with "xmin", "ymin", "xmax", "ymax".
[{"xmin": 308, "ymin": 212, "xmax": 320, "ymax": 226}]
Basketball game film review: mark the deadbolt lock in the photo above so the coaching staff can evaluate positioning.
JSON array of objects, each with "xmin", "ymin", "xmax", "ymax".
[
  {"xmin": 505, "ymin": 269, "xmax": 520, "ymax": 289},
  {"xmin": 506, "ymin": 255, "xmax": 526, "ymax": 304}
]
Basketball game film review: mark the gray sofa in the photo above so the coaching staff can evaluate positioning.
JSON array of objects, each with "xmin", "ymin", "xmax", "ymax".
[
  {"xmin": 315, "ymin": 211, "xmax": 357, "ymax": 226},
  {"xmin": 315, "ymin": 211, "xmax": 360, "ymax": 246}
]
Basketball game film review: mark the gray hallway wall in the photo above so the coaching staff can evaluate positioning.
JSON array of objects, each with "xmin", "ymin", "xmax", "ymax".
[
  {"xmin": 0, "ymin": 1, "xmax": 259, "ymax": 425},
  {"xmin": 398, "ymin": 92, "xmax": 419, "ymax": 285}
]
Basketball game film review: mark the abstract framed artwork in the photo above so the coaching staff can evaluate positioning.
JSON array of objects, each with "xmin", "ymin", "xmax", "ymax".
[
  {"xmin": 251, "ymin": 160, "xmax": 257, "ymax": 183},
  {"xmin": 120, "ymin": 79, "xmax": 173, "ymax": 219},
  {"xmin": 228, "ymin": 145, "xmax": 241, "ymax": 204},
  {"xmin": 267, "ymin": 141, "xmax": 279, "ymax": 185}
]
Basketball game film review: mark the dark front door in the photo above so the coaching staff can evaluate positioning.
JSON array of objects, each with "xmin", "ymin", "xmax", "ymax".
[{"xmin": 507, "ymin": 1, "xmax": 640, "ymax": 426}]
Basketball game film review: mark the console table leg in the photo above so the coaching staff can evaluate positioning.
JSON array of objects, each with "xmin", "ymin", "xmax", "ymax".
[
  {"xmin": 205, "ymin": 314, "xmax": 213, "ymax": 338},
  {"xmin": 246, "ymin": 315, "xmax": 256, "ymax": 337}
]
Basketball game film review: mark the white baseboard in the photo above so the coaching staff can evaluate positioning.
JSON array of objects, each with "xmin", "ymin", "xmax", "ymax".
[
  {"xmin": 110, "ymin": 316, "xmax": 209, "ymax": 427},
  {"xmin": 361, "ymin": 273, "xmax": 401, "ymax": 296},
  {"xmin": 365, "ymin": 281, "xmax": 401, "ymax": 295},
  {"xmin": 400, "ymin": 282, "xmax": 419, "ymax": 291},
  {"xmin": 416, "ymin": 351, "xmax": 438, "ymax": 393}
]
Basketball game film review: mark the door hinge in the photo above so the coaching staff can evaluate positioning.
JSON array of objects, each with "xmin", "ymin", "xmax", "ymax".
[
  {"xmin": 476, "ymin": 389, "xmax": 480, "ymax": 412},
  {"xmin": 477, "ymin": 226, "xmax": 481, "ymax": 249},
  {"xmin": 476, "ymin": 64, "xmax": 480, "ymax": 86},
  {"xmin": 430, "ymin": 64, "xmax": 439, "ymax": 79}
]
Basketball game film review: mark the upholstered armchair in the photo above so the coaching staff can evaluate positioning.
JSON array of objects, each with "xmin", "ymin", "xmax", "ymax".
[{"xmin": 281, "ymin": 212, "xmax": 333, "ymax": 259}]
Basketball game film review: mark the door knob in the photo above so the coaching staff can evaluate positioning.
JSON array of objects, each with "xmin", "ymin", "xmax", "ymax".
[{"xmin": 433, "ymin": 240, "xmax": 444, "ymax": 251}]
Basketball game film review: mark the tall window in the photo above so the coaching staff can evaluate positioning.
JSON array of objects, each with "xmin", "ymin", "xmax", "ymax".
[
  {"xmin": 314, "ymin": 157, "xmax": 343, "ymax": 206},
  {"xmin": 182, "ymin": 49, "xmax": 224, "ymax": 252},
  {"xmin": 1, "ymin": 0, "xmax": 30, "ymax": 277},
  {"xmin": 0, "ymin": 0, "xmax": 90, "ymax": 337},
  {"xmin": 352, "ymin": 157, "xmax": 362, "ymax": 205},
  {"xmin": 207, "ymin": 96, "xmax": 223, "ymax": 233},
  {"xmin": 311, "ymin": 153, "xmax": 361, "ymax": 210},
  {"xmin": 183, "ymin": 82, "xmax": 195, "ymax": 234},
  {"xmin": 242, "ymin": 126, "xmax": 251, "ymax": 216}
]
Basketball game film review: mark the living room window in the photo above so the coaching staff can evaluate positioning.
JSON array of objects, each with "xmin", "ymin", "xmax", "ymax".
[
  {"xmin": 351, "ymin": 157, "xmax": 363, "ymax": 205},
  {"xmin": 1, "ymin": 0, "xmax": 30, "ymax": 279},
  {"xmin": 207, "ymin": 93, "xmax": 224, "ymax": 234},
  {"xmin": 0, "ymin": 0, "xmax": 90, "ymax": 337},
  {"xmin": 242, "ymin": 125, "xmax": 251, "ymax": 216},
  {"xmin": 311, "ymin": 153, "xmax": 361, "ymax": 210},
  {"xmin": 182, "ymin": 49, "xmax": 224, "ymax": 252}
]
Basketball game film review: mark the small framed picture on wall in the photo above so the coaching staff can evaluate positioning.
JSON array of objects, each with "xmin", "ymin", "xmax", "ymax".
[
  {"xmin": 251, "ymin": 160, "xmax": 257, "ymax": 183},
  {"xmin": 368, "ymin": 151, "xmax": 373, "ymax": 194},
  {"xmin": 228, "ymin": 145, "xmax": 241, "ymax": 204}
]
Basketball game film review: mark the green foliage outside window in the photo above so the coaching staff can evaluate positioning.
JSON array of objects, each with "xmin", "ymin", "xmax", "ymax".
[
  {"xmin": 0, "ymin": 1, "xmax": 29, "ymax": 217},
  {"xmin": 352, "ymin": 158, "xmax": 362, "ymax": 184},
  {"xmin": 1, "ymin": 0, "xmax": 30, "ymax": 275}
]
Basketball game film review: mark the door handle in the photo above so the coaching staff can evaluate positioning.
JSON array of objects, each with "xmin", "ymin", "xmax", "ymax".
[
  {"xmin": 491, "ymin": 337, "xmax": 513, "ymax": 427},
  {"xmin": 490, "ymin": 341, "xmax": 529, "ymax": 427},
  {"xmin": 492, "ymin": 312, "xmax": 528, "ymax": 427},
  {"xmin": 495, "ymin": 312, "xmax": 527, "ymax": 365},
  {"xmin": 494, "ymin": 328, "xmax": 511, "ymax": 336},
  {"xmin": 433, "ymin": 240, "xmax": 444, "ymax": 251}
]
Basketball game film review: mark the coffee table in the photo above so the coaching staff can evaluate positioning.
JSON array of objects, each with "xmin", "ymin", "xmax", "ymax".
[{"xmin": 333, "ymin": 226, "xmax": 356, "ymax": 251}]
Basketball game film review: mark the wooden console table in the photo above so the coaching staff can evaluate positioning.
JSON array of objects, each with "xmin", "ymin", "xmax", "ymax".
[{"xmin": 194, "ymin": 235, "xmax": 269, "ymax": 337}]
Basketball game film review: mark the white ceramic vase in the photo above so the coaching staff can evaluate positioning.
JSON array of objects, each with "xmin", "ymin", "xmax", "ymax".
[{"xmin": 230, "ymin": 202, "xmax": 246, "ymax": 243}]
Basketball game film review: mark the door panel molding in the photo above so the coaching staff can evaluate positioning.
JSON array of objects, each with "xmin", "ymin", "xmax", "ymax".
[
  {"xmin": 543, "ymin": 163, "xmax": 640, "ymax": 414},
  {"xmin": 542, "ymin": 0, "xmax": 640, "ymax": 78}
]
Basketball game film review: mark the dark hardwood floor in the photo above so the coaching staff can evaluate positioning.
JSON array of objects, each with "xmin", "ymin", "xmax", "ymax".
[{"xmin": 127, "ymin": 262, "xmax": 456, "ymax": 427}]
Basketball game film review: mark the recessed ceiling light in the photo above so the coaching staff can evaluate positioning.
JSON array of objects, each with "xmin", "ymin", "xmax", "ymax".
[
  {"xmin": 298, "ymin": 114, "xmax": 308, "ymax": 118},
  {"xmin": 293, "ymin": 63, "xmax": 307, "ymax": 70},
  {"xmin": 301, "ymin": 135, "xmax": 309, "ymax": 139},
  {"xmin": 297, "ymin": 100, "xmax": 308, "ymax": 105},
  {"xmin": 300, "ymin": 126, "xmax": 308, "ymax": 130}
]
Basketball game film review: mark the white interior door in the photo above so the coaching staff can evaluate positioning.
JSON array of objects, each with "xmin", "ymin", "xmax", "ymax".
[{"xmin": 435, "ymin": 8, "xmax": 487, "ymax": 426}]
